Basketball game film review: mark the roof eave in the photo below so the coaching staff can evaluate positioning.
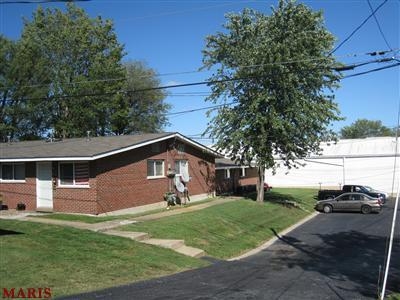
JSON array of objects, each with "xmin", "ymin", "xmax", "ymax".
[
  {"xmin": 174, "ymin": 133, "xmax": 223, "ymax": 158},
  {"xmin": 0, "ymin": 133, "xmax": 222, "ymax": 162},
  {"xmin": 0, "ymin": 157, "xmax": 93, "ymax": 162}
]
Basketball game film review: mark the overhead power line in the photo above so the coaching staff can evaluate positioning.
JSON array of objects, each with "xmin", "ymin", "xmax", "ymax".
[
  {"xmin": 331, "ymin": 0, "xmax": 389, "ymax": 54},
  {"xmin": 3, "ymin": 61, "xmax": 399, "ymax": 120},
  {"xmin": 367, "ymin": 0, "xmax": 392, "ymax": 50},
  {"xmin": 2, "ymin": 57, "xmax": 399, "ymax": 104},
  {"xmin": 0, "ymin": 0, "xmax": 90, "ymax": 4},
  {"xmin": 332, "ymin": 57, "xmax": 394, "ymax": 71},
  {"xmin": 131, "ymin": 57, "xmax": 395, "ymax": 93},
  {"xmin": 0, "ymin": 74, "xmax": 261, "ymax": 102},
  {"xmin": 116, "ymin": 1, "xmax": 257, "ymax": 23},
  {"xmin": 341, "ymin": 62, "xmax": 400, "ymax": 79},
  {"xmin": 166, "ymin": 102, "xmax": 234, "ymax": 117},
  {"xmin": 1, "ymin": 48, "xmax": 398, "ymax": 92}
]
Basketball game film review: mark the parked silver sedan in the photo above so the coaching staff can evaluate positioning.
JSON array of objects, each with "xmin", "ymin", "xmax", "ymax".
[{"xmin": 315, "ymin": 192, "xmax": 382, "ymax": 214}]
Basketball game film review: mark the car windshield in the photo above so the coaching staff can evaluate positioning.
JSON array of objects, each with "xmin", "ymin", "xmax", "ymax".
[{"xmin": 355, "ymin": 186, "xmax": 369, "ymax": 193}]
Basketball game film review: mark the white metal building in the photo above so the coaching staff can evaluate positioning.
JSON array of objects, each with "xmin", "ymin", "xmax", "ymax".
[{"xmin": 265, "ymin": 137, "xmax": 399, "ymax": 194}]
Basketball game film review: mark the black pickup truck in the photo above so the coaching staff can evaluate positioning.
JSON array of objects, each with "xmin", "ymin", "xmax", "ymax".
[{"xmin": 317, "ymin": 185, "xmax": 387, "ymax": 202}]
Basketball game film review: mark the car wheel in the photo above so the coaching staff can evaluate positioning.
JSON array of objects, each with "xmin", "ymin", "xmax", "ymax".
[
  {"xmin": 323, "ymin": 205, "xmax": 333, "ymax": 213},
  {"xmin": 361, "ymin": 205, "xmax": 372, "ymax": 214}
]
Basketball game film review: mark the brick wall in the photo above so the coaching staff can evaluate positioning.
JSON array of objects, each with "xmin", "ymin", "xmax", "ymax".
[
  {"xmin": 0, "ymin": 162, "xmax": 36, "ymax": 210},
  {"xmin": 95, "ymin": 142, "xmax": 169, "ymax": 214},
  {"xmin": 95, "ymin": 138, "xmax": 216, "ymax": 214},
  {"xmin": 174, "ymin": 142, "xmax": 216, "ymax": 196},
  {"xmin": 0, "ymin": 138, "xmax": 216, "ymax": 215},
  {"xmin": 239, "ymin": 167, "xmax": 258, "ymax": 186},
  {"xmin": 51, "ymin": 161, "xmax": 98, "ymax": 214},
  {"xmin": 215, "ymin": 167, "xmax": 258, "ymax": 195}
]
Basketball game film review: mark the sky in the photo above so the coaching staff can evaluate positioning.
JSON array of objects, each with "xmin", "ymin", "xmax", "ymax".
[{"xmin": 1, "ymin": 0, "xmax": 399, "ymax": 144}]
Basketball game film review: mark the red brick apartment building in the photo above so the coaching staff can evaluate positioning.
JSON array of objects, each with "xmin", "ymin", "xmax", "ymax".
[
  {"xmin": 215, "ymin": 158, "xmax": 259, "ymax": 195},
  {"xmin": 0, "ymin": 133, "xmax": 219, "ymax": 214}
]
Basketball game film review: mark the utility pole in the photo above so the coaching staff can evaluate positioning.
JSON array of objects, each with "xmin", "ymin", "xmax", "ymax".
[
  {"xmin": 342, "ymin": 156, "xmax": 346, "ymax": 185},
  {"xmin": 381, "ymin": 85, "xmax": 400, "ymax": 299},
  {"xmin": 380, "ymin": 180, "xmax": 399, "ymax": 299}
]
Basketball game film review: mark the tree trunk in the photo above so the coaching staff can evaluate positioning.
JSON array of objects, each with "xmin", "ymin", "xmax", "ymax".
[{"xmin": 256, "ymin": 165, "xmax": 265, "ymax": 203}]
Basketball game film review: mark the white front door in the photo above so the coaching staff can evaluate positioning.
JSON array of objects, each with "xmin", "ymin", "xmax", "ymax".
[{"xmin": 36, "ymin": 162, "xmax": 53, "ymax": 210}]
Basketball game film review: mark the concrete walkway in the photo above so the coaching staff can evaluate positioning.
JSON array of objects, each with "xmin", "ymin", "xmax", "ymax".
[{"xmin": 0, "ymin": 197, "xmax": 239, "ymax": 258}]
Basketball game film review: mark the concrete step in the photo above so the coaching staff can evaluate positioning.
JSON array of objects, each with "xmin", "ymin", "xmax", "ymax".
[
  {"xmin": 102, "ymin": 231, "xmax": 205, "ymax": 257},
  {"xmin": 36, "ymin": 207, "xmax": 53, "ymax": 213},
  {"xmin": 175, "ymin": 245, "xmax": 205, "ymax": 258},
  {"xmin": 103, "ymin": 230, "xmax": 149, "ymax": 241},
  {"xmin": 142, "ymin": 238, "xmax": 185, "ymax": 250}
]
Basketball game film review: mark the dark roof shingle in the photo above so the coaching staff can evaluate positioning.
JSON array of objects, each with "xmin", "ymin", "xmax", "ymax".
[{"xmin": 0, "ymin": 133, "xmax": 194, "ymax": 161}]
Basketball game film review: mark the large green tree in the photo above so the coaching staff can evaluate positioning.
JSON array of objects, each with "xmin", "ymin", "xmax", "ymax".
[
  {"xmin": 340, "ymin": 119, "xmax": 395, "ymax": 139},
  {"xmin": 203, "ymin": 0, "xmax": 342, "ymax": 202},
  {"xmin": 0, "ymin": 35, "xmax": 17, "ymax": 141},
  {"xmin": 1, "ymin": 4, "xmax": 170, "ymax": 140},
  {"xmin": 111, "ymin": 61, "xmax": 171, "ymax": 135},
  {"xmin": 0, "ymin": 34, "xmax": 53, "ymax": 140},
  {"xmin": 16, "ymin": 3, "xmax": 126, "ymax": 139}
]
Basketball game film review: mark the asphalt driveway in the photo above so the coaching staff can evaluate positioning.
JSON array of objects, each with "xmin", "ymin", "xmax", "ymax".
[{"xmin": 61, "ymin": 200, "xmax": 399, "ymax": 300}]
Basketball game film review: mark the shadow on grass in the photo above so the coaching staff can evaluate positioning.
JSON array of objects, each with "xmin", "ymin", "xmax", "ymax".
[
  {"xmin": 245, "ymin": 191, "xmax": 302, "ymax": 208},
  {"xmin": 0, "ymin": 229, "xmax": 24, "ymax": 236}
]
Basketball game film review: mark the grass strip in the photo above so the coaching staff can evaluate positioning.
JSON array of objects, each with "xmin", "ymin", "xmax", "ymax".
[
  {"xmin": 0, "ymin": 220, "xmax": 208, "ymax": 298},
  {"xmin": 122, "ymin": 188, "xmax": 317, "ymax": 259},
  {"xmin": 28, "ymin": 197, "xmax": 216, "ymax": 223}
]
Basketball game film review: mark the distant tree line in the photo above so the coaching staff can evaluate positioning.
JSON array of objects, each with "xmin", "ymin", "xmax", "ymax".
[
  {"xmin": 340, "ymin": 119, "xmax": 397, "ymax": 139},
  {"xmin": 0, "ymin": 4, "xmax": 170, "ymax": 141}
]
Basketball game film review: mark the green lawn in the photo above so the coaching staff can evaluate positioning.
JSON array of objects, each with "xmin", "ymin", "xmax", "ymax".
[
  {"xmin": 264, "ymin": 187, "xmax": 318, "ymax": 211},
  {"xmin": 121, "ymin": 188, "xmax": 317, "ymax": 259},
  {"xmin": 387, "ymin": 293, "xmax": 400, "ymax": 300},
  {"xmin": 0, "ymin": 220, "xmax": 208, "ymax": 298},
  {"xmin": 1, "ymin": 188, "xmax": 318, "ymax": 297}
]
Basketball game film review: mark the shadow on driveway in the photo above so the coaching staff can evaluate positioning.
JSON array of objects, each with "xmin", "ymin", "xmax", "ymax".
[
  {"xmin": 60, "ymin": 203, "xmax": 400, "ymax": 300},
  {"xmin": 268, "ymin": 227, "xmax": 400, "ymax": 298}
]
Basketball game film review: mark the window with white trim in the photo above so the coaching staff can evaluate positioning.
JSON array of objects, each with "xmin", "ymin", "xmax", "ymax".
[
  {"xmin": 147, "ymin": 160, "xmax": 164, "ymax": 177},
  {"xmin": 59, "ymin": 162, "xmax": 89, "ymax": 186},
  {"xmin": 175, "ymin": 160, "xmax": 190, "ymax": 182},
  {"xmin": 224, "ymin": 169, "xmax": 231, "ymax": 179},
  {"xmin": 174, "ymin": 160, "xmax": 188, "ymax": 175},
  {"xmin": 0, "ymin": 163, "xmax": 25, "ymax": 181}
]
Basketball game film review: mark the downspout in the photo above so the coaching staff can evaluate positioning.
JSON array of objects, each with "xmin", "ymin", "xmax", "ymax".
[{"xmin": 342, "ymin": 156, "xmax": 346, "ymax": 186}]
